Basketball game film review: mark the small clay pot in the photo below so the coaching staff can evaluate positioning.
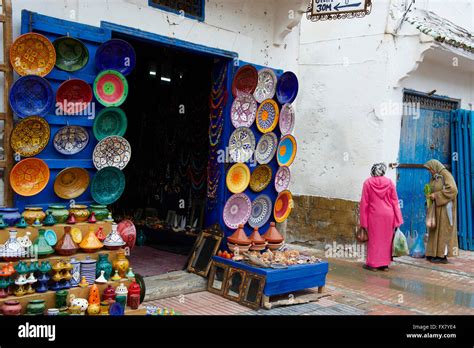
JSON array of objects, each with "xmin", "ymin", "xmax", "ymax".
[{"xmin": 1, "ymin": 300, "xmax": 22, "ymax": 315}]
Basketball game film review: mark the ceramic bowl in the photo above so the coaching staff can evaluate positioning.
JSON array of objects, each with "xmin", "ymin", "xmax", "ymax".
[
  {"xmin": 227, "ymin": 242, "xmax": 251, "ymax": 254},
  {"xmin": 10, "ymin": 33, "xmax": 55, "ymax": 76}
]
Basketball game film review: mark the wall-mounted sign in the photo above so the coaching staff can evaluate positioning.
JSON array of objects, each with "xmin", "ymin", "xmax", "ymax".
[{"xmin": 306, "ymin": 0, "xmax": 372, "ymax": 21}]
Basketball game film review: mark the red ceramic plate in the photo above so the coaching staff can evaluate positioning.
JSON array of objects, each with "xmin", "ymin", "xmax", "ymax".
[
  {"xmin": 231, "ymin": 65, "xmax": 258, "ymax": 98},
  {"xmin": 117, "ymin": 219, "xmax": 136, "ymax": 249},
  {"xmin": 56, "ymin": 79, "xmax": 93, "ymax": 115},
  {"xmin": 93, "ymin": 70, "xmax": 128, "ymax": 107},
  {"xmin": 274, "ymin": 190, "xmax": 293, "ymax": 223}
]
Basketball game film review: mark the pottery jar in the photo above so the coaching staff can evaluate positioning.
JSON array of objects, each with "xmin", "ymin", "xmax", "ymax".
[
  {"xmin": 46, "ymin": 205, "xmax": 69, "ymax": 224},
  {"xmin": 33, "ymin": 229, "xmax": 54, "ymax": 257},
  {"xmin": 0, "ymin": 208, "xmax": 21, "ymax": 227},
  {"xmin": 55, "ymin": 290, "xmax": 69, "ymax": 309},
  {"xmin": 87, "ymin": 303, "xmax": 100, "ymax": 316},
  {"xmin": 112, "ymin": 249, "xmax": 129, "ymax": 278},
  {"xmin": 22, "ymin": 207, "xmax": 46, "ymax": 225},
  {"xmin": 69, "ymin": 205, "xmax": 90, "ymax": 223},
  {"xmin": 1, "ymin": 300, "xmax": 22, "ymax": 315},
  {"xmin": 103, "ymin": 285, "xmax": 116, "ymax": 301},
  {"xmin": 127, "ymin": 279, "xmax": 141, "ymax": 306},
  {"xmin": 26, "ymin": 299, "xmax": 46, "ymax": 315},
  {"xmin": 89, "ymin": 205, "xmax": 109, "ymax": 221},
  {"xmin": 47, "ymin": 308, "xmax": 59, "ymax": 316},
  {"xmin": 100, "ymin": 301, "xmax": 110, "ymax": 315},
  {"xmin": 129, "ymin": 294, "xmax": 140, "ymax": 310},
  {"xmin": 2, "ymin": 230, "xmax": 27, "ymax": 261},
  {"xmin": 96, "ymin": 253, "xmax": 113, "ymax": 280}
]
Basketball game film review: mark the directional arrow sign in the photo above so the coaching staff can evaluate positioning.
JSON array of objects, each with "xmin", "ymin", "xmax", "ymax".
[{"xmin": 310, "ymin": 0, "xmax": 370, "ymax": 17}]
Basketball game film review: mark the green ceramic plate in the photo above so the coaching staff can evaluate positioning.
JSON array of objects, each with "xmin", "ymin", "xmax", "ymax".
[
  {"xmin": 93, "ymin": 107, "xmax": 128, "ymax": 141},
  {"xmin": 53, "ymin": 37, "xmax": 89, "ymax": 72},
  {"xmin": 91, "ymin": 166, "xmax": 126, "ymax": 205}
]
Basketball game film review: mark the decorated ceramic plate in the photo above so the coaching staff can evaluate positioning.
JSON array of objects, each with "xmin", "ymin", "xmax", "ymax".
[
  {"xmin": 277, "ymin": 135, "xmax": 297, "ymax": 167},
  {"xmin": 226, "ymin": 163, "xmax": 251, "ymax": 194},
  {"xmin": 248, "ymin": 194, "xmax": 273, "ymax": 229},
  {"xmin": 117, "ymin": 220, "xmax": 136, "ymax": 249},
  {"xmin": 279, "ymin": 103, "xmax": 295, "ymax": 135},
  {"xmin": 95, "ymin": 39, "xmax": 136, "ymax": 76},
  {"xmin": 93, "ymin": 70, "xmax": 128, "ymax": 107},
  {"xmin": 10, "ymin": 158, "xmax": 50, "ymax": 196},
  {"xmin": 255, "ymin": 132, "xmax": 278, "ymax": 165},
  {"xmin": 54, "ymin": 167, "xmax": 90, "ymax": 199},
  {"xmin": 274, "ymin": 190, "xmax": 293, "ymax": 223},
  {"xmin": 53, "ymin": 125, "xmax": 90, "ymax": 155},
  {"xmin": 230, "ymin": 93, "xmax": 257, "ymax": 128},
  {"xmin": 44, "ymin": 230, "xmax": 57, "ymax": 246},
  {"xmin": 56, "ymin": 79, "xmax": 92, "ymax": 115},
  {"xmin": 276, "ymin": 71, "xmax": 299, "ymax": 104},
  {"xmin": 10, "ymin": 33, "xmax": 56, "ymax": 76},
  {"xmin": 231, "ymin": 65, "xmax": 258, "ymax": 97},
  {"xmin": 223, "ymin": 193, "xmax": 252, "ymax": 229},
  {"xmin": 93, "ymin": 135, "xmax": 131, "ymax": 170},
  {"xmin": 275, "ymin": 166, "xmax": 291, "ymax": 193},
  {"xmin": 11, "ymin": 116, "xmax": 50, "ymax": 157},
  {"xmin": 256, "ymin": 99, "xmax": 279, "ymax": 133},
  {"xmin": 254, "ymin": 68, "xmax": 277, "ymax": 103},
  {"xmin": 71, "ymin": 227, "xmax": 83, "ymax": 244},
  {"xmin": 228, "ymin": 127, "xmax": 255, "ymax": 163},
  {"xmin": 9, "ymin": 75, "xmax": 54, "ymax": 118},
  {"xmin": 53, "ymin": 36, "xmax": 89, "ymax": 72},
  {"xmin": 93, "ymin": 107, "xmax": 128, "ymax": 141},
  {"xmin": 91, "ymin": 166, "xmax": 126, "ymax": 205},
  {"xmin": 249, "ymin": 164, "xmax": 272, "ymax": 192}
]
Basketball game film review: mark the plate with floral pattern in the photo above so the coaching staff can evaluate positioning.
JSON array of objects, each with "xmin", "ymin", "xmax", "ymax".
[
  {"xmin": 254, "ymin": 68, "xmax": 277, "ymax": 103},
  {"xmin": 230, "ymin": 93, "xmax": 257, "ymax": 128},
  {"xmin": 53, "ymin": 126, "xmax": 90, "ymax": 155},
  {"xmin": 228, "ymin": 127, "xmax": 255, "ymax": 163},
  {"xmin": 223, "ymin": 193, "xmax": 252, "ymax": 229},
  {"xmin": 249, "ymin": 165, "xmax": 272, "ymax": 192},
  {"xmin": 255, "ymin": 132, "xmax": 278, "ymax": 165},
  {"xmin": 11, "ymin": 116, "xmax": 50, "ymax": 157},
  {"xmin": 93, "ymin": 135, "xmax": 131, "ymax": 170},
  {"xmin": 248, "ymin": 194, "xmax": 272, "ymax": 229},
  {"xmin": 274, "ymin": 166, "xmax": 291, "ymax": 193},
  {"xmin": 9, "ymin": 75, "xmax": 54, "ymax": 118},
  {"xmin": 279, "ymin": 103, "xmax": 295, "ymax": 135},
  {"xmin": 10, "ymin": 33, "xmax": 56, "ymax": 76},
  {"xmin": 256, "ymin": 99, "xmax": 279, "ymax": 133}
]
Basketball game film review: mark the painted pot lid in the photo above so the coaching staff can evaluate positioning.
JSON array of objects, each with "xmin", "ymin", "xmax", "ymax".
[
  {"xmin": 230, "ymin": 93, "xmax": 257, "ymax": 128},
  {"xmin": 249, "ymin": 164, "xmax": 272, "ymax": 193},
  {"xmin": 71, "ymin": 227, "xmax": 83, "ymax": 244},
  {"xmin": 53, "ymin": 36, "xmax": 89, "ymax": 72},
  {"xmin": 255, "ymin": 132, "xmax": 278, "ymax": 165},
  {"xmin": 93, "ymin": 69, "xmax": 128, "ymax": 107},
  {"xmin": 274, "ymin": 190, "xmax": 293, "ymax": 223},
  {"xmin": 228, "ymin": 127, "xmax": 255, "ymax": 163},
  {"xmin": 56, "ymin": 79, "xmax": 92, "ymax": 115},
  {"xmin": 231, "ymin": 65, "xmax": 258, "ymax": 98},
  {"xmin": 9, "ymin": 75, "xmax": 54, "ymax": 118},
  {"xmin": 11, "ymin": 116, "xmax": 50, "ymax": 157},
  {"xmin": 276, "ymin": 71, "xmax": 299, "ymax": 104},
  {"xmin": 53, "ymin": 125, "xmax": 90, "ymax": 156},
  {"xmin": 248, "ymin": 194, "xmax": 273, "ymax": 229},
  {"xmin": 223, "ymin": 193, "xmax": 252, "ymax": 229},
  {"xmin": 279, "ymin": 103, "xmax": 295, "ymax": 135},
  {"xmin": 10, "ymin": 158, "xmax": 50, "ymax": 197},
  {"xmin": 93, "ymin": 135, "xmax": 131, "ymax": 170},
  {"xmin": 44, "ymin": 229, "xmax": 57, "ymax": 246},
  {"xmin": 274, "ymin": 166, "xmax": 291, "ymax": 193},
  {"xmin": 95, "ymin": 39, "xmax": 136, "ymax": 76},
  {"xmin": 256, "ymin": 99, "xmax": 279, "ymax": 134},
  {"xmin": 254, "ymin": 68, "xmax": 277, "ymax": 103},
  {"xmin": 54, "ymin": 167, "xmax": 90, "ymax": 200},
  {"xmin": 277, "ymin": 135, "xmax": 297, "ymax": 167},
  {"xmin": 117, "ymin": 220, "xmax": 136, "ymax": 249},
  {"xmin": 226, "ymin": 163, "xmax": 250, "ymax": 194},
  {"xmin": 249, "ymin": 228, "xmax": 266, "ymax": 245},
  {"xmin": 10, "ymin": 33, "xmax": 56, "ymax": 76},
  {"xmin": 91, "ymin": 166, "xmax": 126, "ymax": 205},
  {"xmin": 93, "ymin": 107, "xmax": 128, "ymax": 141}
]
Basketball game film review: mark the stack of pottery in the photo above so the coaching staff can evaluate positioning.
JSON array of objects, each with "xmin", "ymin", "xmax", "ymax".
[
  {"xmin": 79, "ymin": 227, "xmax": 103, "ymax": 253},
  {"xmin": 103, "ymin": 223, "xmax": 126, "ymax": 250},
  {"xmin": 80, "ymin": 256, "xmax": 97, "ymax": 285},
  {"xmin": 227, "ymin": 225, "xmax": 252, "ymax": 253},
  {"xmin": 262, "ymin": 222, "xmax": 285, "ymax": 250},
  {"xmin": 50, "ymin": 259, "xmax": 73, "ymax": 290},
  {"xmin": 69, "ymin": 204, "xmax": 90, "ymax": 222},
  {"xmin": 35, "ymin": 261, "xmax": 51, "ymax": 293},
  {"xmin": 248, "ymin": 227, "xmax": 268, "ymax": 251},
  {"xmin": 0, "ymin": 262, "xmax": 14, "ymax": 298},
  {"xmin": 14, "ymin": 261, "xmax": 35, "ymax": 295},
  {"xmin": 55, "ymin": 226, "xmax": 79, "ymax": 256},
  {"xmin": 46, "ymin": 205, "xmax": 69, "ymax": 224},
  {"xmin": 0, "ymin": 208, "xmax": 21, "ymax": 227},
  {"xmin": 1, "ymin": 230, "xmax": 27, "ymax": 261},
  {"xmin": 22, "ymin": 207, "xmax": 46, "ymax": 225},
  {"xmin": 115, "ymin": 281, "xmax": 128, "ymax": 307}
]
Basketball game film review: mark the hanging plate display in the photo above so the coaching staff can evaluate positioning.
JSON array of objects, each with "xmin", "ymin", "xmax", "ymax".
[
  {"xmin": 95, "ymin": 39, "xmax": 136, "ymax": 76},
  {"xmin": 91, "ymin": 167, "xmax": 126, "ymax": 205},
  {"xmin": 275, "ymin": 166, "xmax": 291, "ymax": 193},
  {"xmin": 277, "ymin": 135, "xmax": 297, "ymax": 167},
  {"xmin": 254, "ymin": 68, "xmax": 277, "ymax": 103},
  {"xmin": 228, "ymin": 127, "xmax": 255, "ymax": 163},
  {"xmin": 255, "ymin": 132, "xmax": 278, "ymax": 165},
  {"xmin": 56, "ymin": 79, "xmax": 93, "ymax": 115},
  {"xmin": 53, "ymin": 125, "xmax": 90, "ymax": 156},
  {"xmin": 44, "ymin": 230, "xmax": 58, "ymax": 246},
  {"xmin": 10, "ymin": 158, "xmax": 50, "ymax": 197},
  {"xmin": 276, "ymin": 71, "xmax": 299, "ymax": 104},
  {"xmin": 274, "ymin": 190, "xmax": 293, "ymax": 223},
  {"xmin": 53, "ymin": 36, "xmax": 89, "ymax": 72},
  {"xmin": 93, "ymin": 136, "xmax": 131, "ymax": 170},
  {"xmin": 11, "ymin": 116, "xmax": 50, "ymax": 157},
  {"xmin": 54, "ymin": 167, "xmax": 90, "ymax": 200},
  {"xmin": 248, "ymin": 194, "xmax": 273, "ymax": 229},
  {"xmin": 230, "ymin": 93, "xmax": 257, "ymax": 128},
  {"xmin": 93, "ymin": 107, "xmax": 128, "ymax": 141},
  {"xmin": 117, "ymin": 220, "xmax": 137, "ymax": 249},
  {"xmin": 223, "ymin": 193, "xmax": 252, "ymax": 229},
  {"xmin": 226, "ymin": 163, "xmax": 250, "ymax": 194},
  {"xmin": 93, "ymin": 69, "xmax": 128, "ymax": 107},
  {"xmin": 10, "ymin": 33, "xmax": 56, "ymax": 76},
  {"xmin": 249, "ymin": 165, "xmax": 272, "ymax": 193},
  {"xmin": 279, "ymin": 103, "xmax": 295, "ymax": 135},
  {"xmin": 9, "ymin": 75, "xmax": 54, "ymax": 118},
  {"xmin": 231, "ymin": 65, "xmax": 258, "ymax": 98},
  {"xmin": 256, "ymin": 99, "xmax": 279, "ymax": 134}
]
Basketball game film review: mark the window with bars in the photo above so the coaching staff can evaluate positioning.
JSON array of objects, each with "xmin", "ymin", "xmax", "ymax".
[{"xmin": 149, "ymin": 0, "xmax": 205, "ymax": 21}]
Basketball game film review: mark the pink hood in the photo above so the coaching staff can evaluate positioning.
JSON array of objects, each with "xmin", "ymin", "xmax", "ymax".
[{"xmin": 365, "ymin": 176, "xmax": 393, "ymax": 200}]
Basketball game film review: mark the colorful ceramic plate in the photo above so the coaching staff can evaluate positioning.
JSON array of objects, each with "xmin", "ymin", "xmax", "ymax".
[
  {"xmin": 93, "ymin": 70, "xmax": 128, "ymax": 107},
  {"xmin": 254, "ymin": 68, "xmax": 277, "ymax": 103},
  {"xmin": 93, "ymin": 136, "xmax": 131, "ymax": 170},
  {"xmin": 256, "ymin": 99, "xmax": 279, "ymax": 133},
  {"xmin": 10, "ymin": 33, "xmax": 56, "ymax": 76},
  {"xmin": 44, "ymin": 229, "xmax": 57, "ymax": 246},
  {"xmin": 277, "ymin": 135, "xmax": 297, "ymax": 167},
  {"xmin": 9, "ymin": 75, "xmax": 54, "ymax": 118},
  {"xmin": 248, "ymin": 194, "xmax": 273, "ymax": 229},
  {"xmin": 276, "ymin": 71, "xmax": 299, "ymax": 104},
  {"xmin": 249, "ymin": 165, "xmax": 272, "ymax": 192},
  {"xmin": 53, "ymin": 125, "xmax": 90, "ymax": 155},
  {"xmin": 53, "ymin": 36, "xmax": 89, "ymax": 72},
  {"xmin": 274, "ymin": 190, "xmax": 293, "ymax": 223},
  {"xmin": 93, "ymin": 107, "xmax": 128, "ymax": 141},
  {"xmin": 255, "ymin": 132, "xmax": 278, "ymax": 165},
  {"xmin": 230, "ymin": 93, "xmax": 257, "ymax": 128},
  {"xmin": 71, "ymin": 227, "xmax": 83, "ymax": 244},
  {"xmin": 275, "ymin": 166, "xmax": 291, "ymax": 193},
  {"xmin": 54, "ymin": 167, "xmax": 90, "ymax": 199},
  {"xmin": 91, "ymin": 167, "xmax": 126, "ymax": 205},
  {"xmin": 11, "ymin": 116, "xmax": 50, "ymax": 157},
  {"xmin": 117, "ymin": 220, "xmax": 136, "ymax": 249},
  {"xmin": 95, "ymin": 39, "xmax": 136, "ymax": 76},
  {"xmin": 231, "ymin": 65, "xmax": 258, "ymax": 97},
  {"xmin": 226, "ymin": 163, "xmax": 251, "ymax": 194},
  {"xmin": 223, "ymin": 193, "xmax": 252, "ymax": 229},
  {"xmin": 10, "ymin": 158, "xmax": 50, "ymax": 197},
  {"xmin": 228, "ymin": 127, "xmax": 255, "ymax": 163},
  {"xmin": 279, "ymin": 103, "xmax": 295, "ymax": 135},
  {"xmin": 56, "ymin": 79, "xmax": 92, "ymax": 115}
]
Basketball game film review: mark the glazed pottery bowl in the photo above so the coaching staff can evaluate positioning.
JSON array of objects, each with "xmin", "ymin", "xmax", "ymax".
[
  {"xmin": 223, "ymin": 193, "xmax": 252, "ymax": 229},
  {"xmin": 254, "ymin": 68, "xmax": 277, "ymax": 103},
  {"xmin": 54, "ymin": 167, "xmax": 90, "ymax": 200},
  {"xmin": 89, "ymin": 204, "xmax": 110, "ymax": 221},
  {"xmin": 10, "ymin": 158, "xmax": 50, "ymax": 197},
  {"xmin": 11, "ymin": 116, "xmax": 50, "ymax": 157},
  {"xmin": 256, "ymin": 99, "xmax": 279, "ymax": 134},
  {"xmin": 69, "ymin": 205, "xmax": 90, "ymax": 222},
  {"xmin": 55, "ymin": 78, "xmax": 92, "ymax": 115},
  {"xmin": 10, "ymin": 33, "xmax": 55, "ymax": 76},
  {"xmin": 95, "ymin": 39, "xmax": 136, "ymax": 76},
  {"xmin": 226, "ymin": 163, "xmax": 250, "ymax": 194},
  {"xmin": 46, "ymin": 205, "xmax": 69, "ymax": 224},
  {"xmin": 53, "ymin": 36, "xmax": 89, "ymax": 72},
  {"xmin": 232, "ymin": 65, "xmax": 258, "ymax": 97},
  {"xmin": 22, "ymin": 207, "xmax": 46, "ymax": 225},
  {"xmin": 0, "ymin": 208, "xmax": 21, "ymax": 227}
]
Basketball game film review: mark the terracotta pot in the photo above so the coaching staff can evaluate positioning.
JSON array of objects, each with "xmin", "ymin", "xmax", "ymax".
[
  {"xmin": 22, "ymin": 207, "xmax": 46, "ymax": 225},
  {"xmin": 46, "ymin": 205, "xmax": 69, "ymax": 224},
  {"xmin": 227, "ymin": 242, "xmax": 251, "ymax": 253},
  {"xmin": 55, "ymin": 226, "xmax": 79, "ymax": 256},
  {"xmin": 112, "ymin": 249, "xmax": 129, "ymax": 278},
  {"xmin": 1, "ymin": 300, "xmax": 22, "ymax": 315},
  {"xmin": 69, "ymin": 205, "xmax": 90, "ymax": 222},
  {"xmin": 262, "ymin": 222, "xmax": 284, "ymax": 243},
  {"xmin": 227, "ymin": 224, "xmax": 251, "ymax": 245},
  {"xmin": 249, "ymin": 227, "xmax": 266, "ymax": 245}
]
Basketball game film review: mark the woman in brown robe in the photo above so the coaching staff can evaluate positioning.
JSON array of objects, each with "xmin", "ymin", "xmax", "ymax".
[{"xmin": 424, "ymin": 159, "xmax": 458, "ymax": 264}]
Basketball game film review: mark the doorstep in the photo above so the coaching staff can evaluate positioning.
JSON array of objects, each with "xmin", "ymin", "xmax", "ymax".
[{"xmin": 143, "ymin": 270, "xmax": 207, "ymax": 302}]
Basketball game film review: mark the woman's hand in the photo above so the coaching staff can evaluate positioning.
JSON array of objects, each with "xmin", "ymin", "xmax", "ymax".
[{"xmin": 429, "ymin": 193, "xmax": 436, "ymax": 200}]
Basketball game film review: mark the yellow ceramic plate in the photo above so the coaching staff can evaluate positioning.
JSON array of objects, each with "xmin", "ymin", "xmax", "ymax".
[
  {"xmin": 71, "ymin": 227, "xmax": 83, "ymax": 244},
  {"xmin": 226, "ymin": 163, "xmax": 250, "ymax": 194},
  {"xmin": 249, "ymin": 165, "xmax": 272, "ymax": 192},
  {"xmin": 11, "ymin": 116, "xmax": 50, "ymax": 157},
  {"xmin": 10, "ymin": 32, "xmax": 56, "ymax": 76},
  {"xmin": 54, "ymin": 167, "xmax": 90, "ymax": 199},
  {"xmin": 256, "ymin": 99, "xmax": 279, "ymax": 133}
]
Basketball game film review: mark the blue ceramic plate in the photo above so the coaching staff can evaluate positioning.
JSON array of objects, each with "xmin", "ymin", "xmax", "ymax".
[
  {"xmin": 95, "ymin": 39, "xmax": 136, "ymax": 76},
  {"xmin": 44, "ymin": 229, "xmax": 57, "ymax": 246},
  {"xmin": 53, "ymin": 125, "xmax": 90, "ymax": 156},
  {"xmin": 91, "ymin": 167, "xmax": 126, "ymax": 205},
  {"xmin": 9, "ymin": 75, "xmax": 54, "ymax": 118},
  {"xmin": 276, "ymin": 71, "xmax": 299, "ymax": 105}
]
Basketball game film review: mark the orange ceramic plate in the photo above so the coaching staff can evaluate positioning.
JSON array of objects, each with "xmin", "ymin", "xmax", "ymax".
[
  {"xmin": 71, "ymin": 227, "xmax": 83, "ymax": 244},
  {"xmin": 226, "ymin": 163, "xmax": 250, "ymax": 194},
  {"xmin": 10, "ymin": 33, "xmax": 56, "ymax": 76},
  {"xmin": 249, "ymin": 165, "xmax": 272, "ymax": 192},
  {"xmin": 10, "ymin": 158, "xmax": 50, "ymax": 196},
  {"xmin": 11, "ymin": 116, "xmax": 50, "ymax": 157},
  {"xmin": 274, "ymin": 190, "xmax": 293, "ymax": 223},
  {"xmin": 54, "ymin": 167, "xmax": 90, "ymax": 199}
]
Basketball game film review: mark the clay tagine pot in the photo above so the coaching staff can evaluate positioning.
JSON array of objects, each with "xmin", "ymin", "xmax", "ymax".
[
  {"xmin": 249, "ymin": 227, "xmax": 268, "ymax": 251},
  {"xmin": 79, "ymin": 228, "xmax": 104, "ymax": 253},
  {"xmin": 262, "ymin": 222, "xmax": 284, "ymax": 243},
  {"xmin": 55, "ymin": 226, "xmax": 80, "ymax": 256},
  {"xmin": 227, "ymin": 225, "xmax": 251, "ymax": 245}
]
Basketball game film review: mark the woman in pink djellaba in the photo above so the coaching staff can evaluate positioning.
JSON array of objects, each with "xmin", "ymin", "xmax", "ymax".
[{"xmin": 359, "ymin": 163, "xmax": 404, "ymax": 271}]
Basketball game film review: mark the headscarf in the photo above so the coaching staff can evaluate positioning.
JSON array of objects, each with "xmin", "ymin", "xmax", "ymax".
[
  {"xmin": 424, "ymin": 159, "xmax": 446, "ymax": 174},
  {"xmin": 370, "ymin": 163, "xmax": 387, "ymax": 177}
]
